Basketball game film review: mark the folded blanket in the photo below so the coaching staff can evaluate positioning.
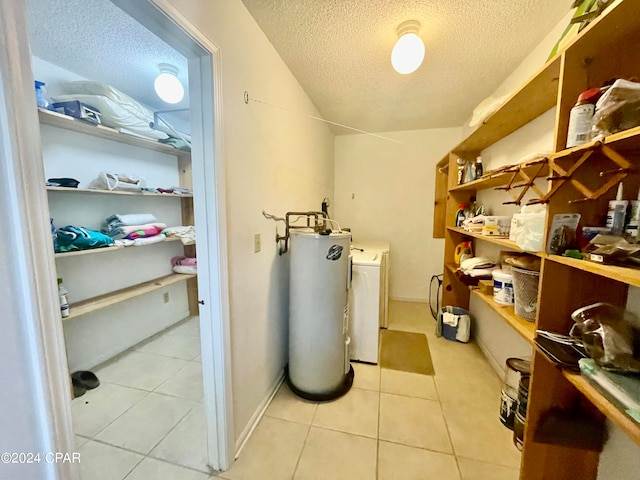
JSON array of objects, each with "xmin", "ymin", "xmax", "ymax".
[
  {"xmin": 102, "ymin": 213, "xmax": 158, "ymax": 236},
  {"xmin": 125, "ymin": 225, "xmax": 165, "ymax": 240},
  {"xmin": 173, "ymin": 265, "xmax": 197, "ymax": 275},
  {"xmin": 133, "ymin": 234, "xmax": 166, "ymax": 246},
  {"xmin": 107, "ymin": 222, "xmax": 167, "ymax": 240},
  {"xmin": 56, "ymin": 226, "xmax": 114, "ymax": 253},
  {"xmin": 162, "ymin": 225, "xmax": 195, "ymax": 245}
]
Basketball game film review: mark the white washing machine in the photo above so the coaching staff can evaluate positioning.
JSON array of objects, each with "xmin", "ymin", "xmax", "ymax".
[
  {"xmin": 352, "ymin": 241, "xmax": 390, "ymax": 328},
  {"xmin": 349, "ymin": 248, "xmax": 383, "ymax": 364}
]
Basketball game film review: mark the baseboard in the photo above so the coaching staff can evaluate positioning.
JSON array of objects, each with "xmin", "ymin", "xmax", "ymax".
[
  {"xmin": 234, "ymin": 369, "xmax": 285, "ymax": 458},
  {"xmin": 390, "ymin": 296, "xmax": 428, "ymax": 303}
]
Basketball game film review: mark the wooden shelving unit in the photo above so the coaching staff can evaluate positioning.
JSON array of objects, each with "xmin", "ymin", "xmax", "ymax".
[
  {"xmin": 47, "ymin": 186, "xmax": 193, "ymax": 198},
  {"xmin": 434, "ymin": 2, "xmax": 640, "ymax": 478},
  {"xmin": 472, "ymin": 289, "xmax": 536, "ymax": 344},
  {"xmin": 38, "ymin": 108, "xmax": 190, "ymax": 158},
  {"xmin": 53, "ymin": 236, "xmax": 185, "ymax": 259},
  {"xmin": 65, "ymin": 273, "xmax": 196, "ymax": 320}
]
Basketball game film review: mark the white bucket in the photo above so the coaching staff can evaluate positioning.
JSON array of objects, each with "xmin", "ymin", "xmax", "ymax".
[{"xmin": 492, "ymin": 270, "xmax": 514, "ymax": 305}]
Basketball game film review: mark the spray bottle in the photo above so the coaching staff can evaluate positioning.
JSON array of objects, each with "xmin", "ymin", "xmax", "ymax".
[
  {"xmin": 625, "ymin": 188, "xmax": 640, "ymax": 241},
  {"xmin": 606, "ymin": 183, "xmax": 628, "ymax": 236}
]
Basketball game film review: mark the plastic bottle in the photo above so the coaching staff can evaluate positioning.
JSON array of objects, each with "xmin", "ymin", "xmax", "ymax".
[
  {"xmin": 606, "ymin": 183, "xmax": 628, "ymax": 236},
  {"xmin": 474, "ymin": 156, "xmax": 483, "ymax": 180},
  {"xmin": 566, "ymin": 87, "xmax": 601, "ymax": 148},
  {"xmin": 464, "ymin": 161, "xmax": 476, "ymax": 183},
  {"xmin": 58, "ymin": 278, "xmax": 70, "ymax": 318},
  {"xmin": 455, "ymin": 204, "xmax": 467, "ymax": 227},
  {"xmin": 35, "ymin": 80, "xmax": 48, "ymax": 109},
  {"xmin": 456, "ymin": 158, "xmax": 466, "ymax": 185}
]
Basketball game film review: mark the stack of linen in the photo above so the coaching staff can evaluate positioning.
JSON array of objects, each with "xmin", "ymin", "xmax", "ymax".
[
  {"xmin": 102, "ymin": 213, "xmax": 167, "ymax": 246},
  {"xmin": 171, "ymin": 255, "xmax": 196, "ymax": 274}
]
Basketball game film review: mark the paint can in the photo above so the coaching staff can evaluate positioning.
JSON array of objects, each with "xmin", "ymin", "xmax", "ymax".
[
  {"xmin": 492, "ymin": 270, "xmax": 514, "ymax": 305},
  {"xmin": 499, "ymin": 358, "xmax": 530, "ymax": 430}
]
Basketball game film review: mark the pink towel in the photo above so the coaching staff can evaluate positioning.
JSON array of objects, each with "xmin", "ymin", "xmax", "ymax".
[
  {"xmin": 171, "ymin": 255, "xmax": 197, "ymax": 266},
  {"xmin": 126, "ymin": 226, "xmax": 164, "ymax": 240}
]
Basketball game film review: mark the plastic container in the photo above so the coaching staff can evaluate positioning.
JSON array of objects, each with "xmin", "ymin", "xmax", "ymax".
[
  {"xmin": 492, "ymin": 270, "xmax": 514, "ymax": 305},
  {"xmin": 606, "ymin": 183, "xmax": 628, "ymax": 236},
  {"xmin": 455, "ymin": 204, "xmax": 467, "ymax": 227},
  {"xmin": 35, "ymin": 80, "xmax": 48, "ymax": 109},
  {"xmin": 566, "ymin": 87, "xmax": 600, "ymax": 148},
  {"xmin": 474, "ymin": 156, "xmax": 483, "ymax": 179},
  {"xmin": 58, "ymin": 278, "xmax": 70, "ymax": 318},
  {"xmin": 454, "ymin": 241, "xmax": 472, "ymax": 265},
  {"xmin": 512, "ymin": 267, "xmax": 540, "ymax": 321}
]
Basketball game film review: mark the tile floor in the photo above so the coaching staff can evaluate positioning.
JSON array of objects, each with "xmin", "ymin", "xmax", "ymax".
[{"xmin": 72, "ymin": 301, "xmax": 521, "ymax": 480}]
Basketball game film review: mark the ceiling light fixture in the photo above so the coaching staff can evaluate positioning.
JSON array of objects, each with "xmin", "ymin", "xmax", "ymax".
[
  {"xmin": 154, "ymin": 63, "xmax": 184, "ymax": 104},
  {"xmin": 391, "ymin": 20, "xmax": 425, "ymax": 75}
]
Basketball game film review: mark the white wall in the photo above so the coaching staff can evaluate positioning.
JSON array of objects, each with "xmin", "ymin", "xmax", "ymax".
[
  {"xmin": 468, "ymin": 8, "xmax": 640, "ymax": 479},
  {"xmin": 334, "ymin": 128, "xmax": 461, "ymax": 301},
  {"xmin": 165, "ymin": 0, "xmax": 336, "ymax": 445}
]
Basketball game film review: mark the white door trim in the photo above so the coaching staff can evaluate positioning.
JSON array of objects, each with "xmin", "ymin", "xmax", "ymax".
[
  {"xmin": 113, "ymin": 0, "xmax": 235, "ymax": 470},
  {"xmin": 0, "ymin": 1, "xmax": 79, "ymax": 479}
]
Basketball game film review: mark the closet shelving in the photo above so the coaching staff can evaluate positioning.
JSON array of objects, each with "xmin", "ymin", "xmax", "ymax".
[
  {"xmin": 53, "ymin": 236, "xmax": 184, "ymax": 259},
  {"xmin": 64, "ymin": 273, "xmax": 196, "ymax": 321},
  {"xmin": 434, "ymin": 1, "xmax": 640, "ymax": 478},
  {"xmin": 41, "ymin": 103, "xmax": 199, "ymax": 323}
]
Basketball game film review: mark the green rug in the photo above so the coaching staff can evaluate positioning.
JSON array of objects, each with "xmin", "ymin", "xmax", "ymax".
[{"xmin": 380, "ymin": 329, "xmax": 435, "ymax": 375}]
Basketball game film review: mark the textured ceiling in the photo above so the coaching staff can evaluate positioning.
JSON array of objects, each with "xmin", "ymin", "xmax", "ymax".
[
  {"xmin": 242, "ymin": 0, "xmax": 574, "ymax": 134},
  {"xmin": 25, "ymin": 0, "xmax": 190, "ymax": 117}
]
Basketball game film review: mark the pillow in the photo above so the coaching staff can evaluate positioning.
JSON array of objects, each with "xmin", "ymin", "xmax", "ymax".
[{"xmin": 52, "ymin": 93, "xmax": 168, "ymax": 141}]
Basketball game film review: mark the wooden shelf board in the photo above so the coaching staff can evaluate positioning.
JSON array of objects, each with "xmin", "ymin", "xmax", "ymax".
[
  {"xmin": 447, "ymin": 226, "xmax": 542, "ymax": 256},
  {"xmin": 546, "ymin": 255, "xmax": 640, "ymax": 287},
  {"xmin": 452, "ymin": 56, "xmax": 560, "ymax": 155},
  {"xmin": 54, "ymin": 237, "xmax": 184, "ymax": 259},
  {"xmin": 449, "ymin": 161, "xmax": 549, "ymax": 193},
  {"xmin": 65, "ymin": 273, "xmax": 196, "ymax": 320},
  {"xmin": 552, "ymin": 125, "xmax": 640, "ymax": 162},
  {"xmin": 46, "ymin": 186, "xmax": 193, "ymax": 198},
  {"xmin": 563, "ymin": 370, "xmax": 640, "ymax": 448},
  {"xmin": 472, "ymin": 289, "xmax": 536, "ymax": 344},
  {"xmin": 38, "ymin": 108, "xmax": 190, "ymax": 158}
]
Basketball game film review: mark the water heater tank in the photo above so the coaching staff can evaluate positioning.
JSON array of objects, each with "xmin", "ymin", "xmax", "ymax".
[{"xmin": 288, "ymin": 230, "xmax": 354, "ymax": 400}]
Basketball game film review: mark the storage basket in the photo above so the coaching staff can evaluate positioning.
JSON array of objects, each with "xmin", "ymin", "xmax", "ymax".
[{"xmin": 512, "ymin": 267, "xmax": 540, "ymax": 321}]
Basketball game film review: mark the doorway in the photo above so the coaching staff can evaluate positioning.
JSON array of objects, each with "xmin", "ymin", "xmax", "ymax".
[{"xmin": 6, "ymin": 0, "xmax": 232, "ymax": 477}]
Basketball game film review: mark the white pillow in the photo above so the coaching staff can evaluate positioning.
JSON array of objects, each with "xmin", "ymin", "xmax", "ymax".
[{"xmin": 52, "ymin": 93, "xmax": 168, "ymax": 141}]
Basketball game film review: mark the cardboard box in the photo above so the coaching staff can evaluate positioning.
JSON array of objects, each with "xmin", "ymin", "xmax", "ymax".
[{"xmin": 479, "ymin": 279, "xmax": 494, "ymax": 296}]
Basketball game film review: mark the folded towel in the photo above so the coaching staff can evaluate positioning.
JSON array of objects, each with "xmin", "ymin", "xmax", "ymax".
[
  {"xmin": 56, "ymin": 226, "xmax": 114, "ymax": 253},
  {"xmin": 107, "ymin": 222, "xmax": 167, "ymax": 239},
  {"xmin": 104, "ymin": 213, "xmax": 157, "ymax": 227},
  {"xmin": 442, "ymin": 312, "xmax": 458, "ymax": 327},
  {"xmin": 132, "ymin": 234, "xmax": 166, "ymax": 246},
  {"xmin": 162, "ymin": 225, "xmax": 195, "ymax": 245},
  {"xmin": 173, "ymin": 265, "xmax": 197, "ymax": 274}
]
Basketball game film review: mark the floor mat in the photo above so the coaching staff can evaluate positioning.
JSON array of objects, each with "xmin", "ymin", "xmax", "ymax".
[{"xmin": 380, "ymin": 329, "xmax": 435, "ymax": 375}]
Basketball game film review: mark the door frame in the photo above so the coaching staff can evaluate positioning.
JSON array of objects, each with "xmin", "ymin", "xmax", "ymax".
[{"xmin": 0, "ymin": 0, "xmax": 234, "ymax": 475}]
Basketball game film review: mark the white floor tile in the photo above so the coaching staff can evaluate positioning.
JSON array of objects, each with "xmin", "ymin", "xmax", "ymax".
[
  {"xmin": 352, "ymin": 362, "xmax": 381, "ymax": 391},
  {"xmin": 221, "ymin": 416, "xmax": 308, "ymax": 480},
  {"xmin": 294, "ymin": 427, "xmax": 377, "ymax": 480},
  {"xmin": 136, "ymin": 333, "xmax": 201, "ymax": 361},
  {"xmin": 95, "ymin": 392, "xmax": 196, "ymax": 454},
  {"xmin": 71, "ymin": 383, "xmax": 148, "ymax": 437},
  {"xmin": 312, "ymin": 387, "xmax": 379, "ymax": 438},
  {"xmin": 149, "ymin": 404, "xmax": 209, "ymax": 473},
  {"xmin": 264, "ymin": 383, "xmax": 318, "ymax": 425},
  {"xmin": 380, "ymin": 368, "xmax": 438, "ymax": 400},
  {"xmin": 378, "ymin": 441, "xmax": 460, "ymax": 480},
  {"xmin": 96, "ymin": 351, "xmax": 189, "ymax": 391},
  {"xmin": 457, "ymin": 457, "xmax": 520, "ymax": 480},
  {"xmin": 168, "ymin": 316, "xmax": 201, "ymax": 338},
  {"xmin": 125, "ymin": 457, "xmax": 209, "ymax": 480},
  {"xmin": 155, "ymin": 362, "xmax": 204, "ymax": 402},
  {"xmin": 78, "ymin": 440, "xmax": 143, "ymax": 480}
]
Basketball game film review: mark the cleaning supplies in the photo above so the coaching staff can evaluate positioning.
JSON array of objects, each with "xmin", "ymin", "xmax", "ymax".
[
  {"xmin": 454, "ymin": 241, "xmax": 473, "ymax": 265},
  {"xmin": 456, "ymin": 158, "xmax": 466, "ymax": 185},
  {"xmin": 475, "ymin": 156, "xmax": 484, "ymax": 180},
  {"xmin": 58, "ymin": 278, "xmax": 70, "ymax": 318},
  {"xmin": 566, "ymin": 87, "xmax": 601, "ymax": 148},
  {"xmin": 455, "ymin": 204, "xmax": 467, "ymax": 227},
  {"xmin": 606, "ymin": 183, "xmax": 628, "ymax": 236},
  {"xmin": 625, "ymin": 188, "xmax": 640, "ymax": 241}
]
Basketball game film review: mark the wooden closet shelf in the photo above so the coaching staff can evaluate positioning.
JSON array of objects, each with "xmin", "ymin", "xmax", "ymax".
[
  {"xmin": 47, "ymin": 186, "xmax": 193, "ymax": 197},
  {"xmin": 472, "ymin": 289, "xmax": 536, "ymax": 344},
  {"xmin": 38, "ymin": 108, "xmax": 190, "ymax": 159},
  {"xmin": 551, "ymin": 125, "xmax": 640, "ymax": 162},
  {"xmin": 546, "ymin": 254, "xmax": 640, "ymax": 288},
  {"xmin": 64, "ymin": 273, "xmax": 196, "ymax": 320},
  {"xmin": 447, "ymin": 226, "xmax": 542, "ymax": 256},
  {"xmin": 449, "ymin": 160, "xmax": 549, "ymax": 193},
  {"xmin": 54, "ymin": 236, "xmax": 185, "ymax": 259},
  {"xmin": 563, "ymin": 371, "xmax": 640, "ymax": 448}
]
